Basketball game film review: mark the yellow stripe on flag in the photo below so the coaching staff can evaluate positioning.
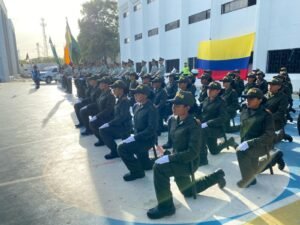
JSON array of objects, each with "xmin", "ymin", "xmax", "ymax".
[{"xmin": 197, "ymin": 33, "xmax": 255, "ymax": 61}]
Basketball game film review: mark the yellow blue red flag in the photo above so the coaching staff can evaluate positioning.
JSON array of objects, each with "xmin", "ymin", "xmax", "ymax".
[{"xmin": 197, "ymin": 33, "xmax": 255, "ymax": 79}]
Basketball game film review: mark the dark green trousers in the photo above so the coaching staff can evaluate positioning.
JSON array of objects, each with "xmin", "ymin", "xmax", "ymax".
[{"xmin": 153, "ymin": 162, "xmax": 219, "ymax": 209}]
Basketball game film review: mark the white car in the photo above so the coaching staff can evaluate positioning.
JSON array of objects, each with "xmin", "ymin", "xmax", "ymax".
[{"xmin": 39, "ymin": 66, "xmax": 59, "ymax": 84}]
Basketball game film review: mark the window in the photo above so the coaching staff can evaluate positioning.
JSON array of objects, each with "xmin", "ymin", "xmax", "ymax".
[
  {"xmin": 165, "ymin": 20, "xmax": 180, "ymax": 32},
  {"xmin": 221, "ymin": 0, "xmax": 256, "ymax": 14},
  {"xmin": 188, "ymin": 57, "xmax": 197, "ymax": 70},
  {"xmin": 267, "ymin": 48, "xmax": 300, "ymax": 73},
  {"xmin": 123, "ymin": 11, "xmax": 129, "ymax": 18},
  {"xmin": 147, "ymin": 0, "xmax": 155, "ymax": 4},
  {"xmin": 166, "ymin": 59, "xmax": 180, "ymax": 73},
  {"xmin": 135, "ymin": 33, "xmax": 142, "ymax": 41},
  {"xmin": 124, "ymin": 38, "xmax": 130, "ymax": 44},
  {"xmin": 148, "ymin": 27, "xmax": 159, "ymax": 37},
  {"xmin": 188, "ymin": 10, "xmax": 211, "ymax": 24},
  {"xmin": 133, "ymin": 2, "xmax": 142, "ymax": 12}
]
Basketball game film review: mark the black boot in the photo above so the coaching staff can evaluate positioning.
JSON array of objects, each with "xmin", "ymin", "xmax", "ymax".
[
  {"xmin": 214, "ymin": 169, "xmax": 226, "ymax": 189},
  {"xmin": 104, "ymin": 152, "xmax": 119, "ymax": 160},
  {"xmin": 147, "ymin": 204, "xmax": 176, "ymax": 219},
  {"xmin": 94, "ymin": 140, "xmax": 104, "ymax": 147},
  {"xmin": 237, "ymin": 178, "xmax": 256, "ymax": 188},
  {"xmin": 75, "ymin": 123, "xmax": 83, "ymax": 128},
  {"xmin": 283, "ymin": 134, "xmax": 293, "ymax": 142},
  {"xmin": 273, "ymin": 151, "xmax": 285, "ymax": 170}
]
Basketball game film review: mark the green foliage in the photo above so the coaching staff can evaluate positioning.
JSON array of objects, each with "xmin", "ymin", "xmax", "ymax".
[{"xmin": 78, "ymin": 0, "xmax": 119, "ymax": 62}]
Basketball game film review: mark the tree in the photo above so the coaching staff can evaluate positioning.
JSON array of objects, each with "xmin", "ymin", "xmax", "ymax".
[{"xmin": 78, "ymin": 0, "xmax": 119, "ymax": 63}]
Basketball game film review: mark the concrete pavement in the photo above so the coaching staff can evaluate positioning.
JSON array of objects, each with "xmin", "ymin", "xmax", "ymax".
[{"xmin": 0, "ymin": 82, "xmax": 299, "ymax": 225}]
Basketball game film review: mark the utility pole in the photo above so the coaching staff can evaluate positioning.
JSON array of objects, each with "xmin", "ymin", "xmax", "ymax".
[
  {"xmin": 36, "ymin": 43, "xmax": 40, "ymax": 59},
  {"xmin": 41, "ymin": 18, "xmax": 48, "ymax": 57}
]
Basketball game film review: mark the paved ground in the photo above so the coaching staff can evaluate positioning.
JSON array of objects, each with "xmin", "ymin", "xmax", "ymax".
[{"xmin": 0, "ymin": 81, "xmax": 299, "ymax": 225}]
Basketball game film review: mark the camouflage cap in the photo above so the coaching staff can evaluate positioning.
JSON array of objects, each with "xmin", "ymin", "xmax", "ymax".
[
  {"xmin": 280, "ymin": 67, "xmax": 287, "ymax": 71},
  {"xmin": 268, "ymin": 78, "xmax": 282, "ymax": 86},
  {"xmin": 130, "ymin": 84, "xmax": 151, "ymax": 96},
  {"xmin": 242, "ymin": 88, "xmax": 264, "ymax": 99},
  {"xmin": 109, "ymin": 80, "xmax": 127, "ymax": 89},
  {"xmin": 207, "ymin": 81, "xmax": 221, "ymax": 90},
  {"xmin": 221, "ymin": 76, "xmax": 233, "ymax": 83},
  {"xmin": 168, "ymin": 91, "xmax": 195, "ymax": 106}
]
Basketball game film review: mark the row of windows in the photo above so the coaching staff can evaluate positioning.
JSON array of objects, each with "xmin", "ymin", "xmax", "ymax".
[
  {"xmin": 222, "ymin": 0, "xmax": 256, "ymax": 14},
  {"xmin": 267, "ymin": 48, "xmax": 300, "ymax": 73},
  {"xmin": 124, "ymin": 0, "xmax": 256, "ymax": 18},
  {"xmin": 123, "ymin": 8, "xmax": 210, "ymax": 44}
]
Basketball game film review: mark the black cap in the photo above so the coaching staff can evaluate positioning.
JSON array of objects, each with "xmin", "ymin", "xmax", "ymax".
[
  {"xmin": 177, "ymin": 76, "xmax": 189, "ymax": 83},
  {"xmin": 268, "ymin": 78, "xmax": 282, "ymax": 86},
  {"xmin": 159, "ymin": 57, "xmax": 164, "ymax": 61},
  {"xmin": 129, "ymin": 72, "xmax": 139, "ymax": 79},
  {"xmin": 256, "ymin": 71, "xmax": 265, "ymax": 77},
  {"xmin": 98, "ymin": 76, "xmax": 111, "ymax": 84},
  {"xmin": 207, "ymin": 81, "xmax": 221, "ymax": 90},
  {"xmin": 151, "ymin": 76, "xmax": 164, "ymax": 83},
  {"xmin": 242, "ymin": 88, "xmax": 264, "ymax": 99},
  {"xmin": 168, "ymin": 91, "xmax": 195, "ymax": 106},
  {"xmin": 141, "ymin": 74, "xmax": 152, "ymax": 79},
  {"xmin": 130, "ymin": 84, "xmax": 151, "ymax": 96},
  {"xmin": 109, "ymin": 80, "xmax": 127, "ymax": 89},
  {"xmin": 247, "ymin": 73, "xmax": 256, "ymax": 79},
  {"xmin": 88, "ymin": 75, "xmax": 98, "ymax": 81}
]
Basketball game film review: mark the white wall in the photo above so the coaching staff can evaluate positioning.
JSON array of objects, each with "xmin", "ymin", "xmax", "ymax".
[{"xmin": 118, "ymin": 0, "xmax": 300, "ymax": 90}]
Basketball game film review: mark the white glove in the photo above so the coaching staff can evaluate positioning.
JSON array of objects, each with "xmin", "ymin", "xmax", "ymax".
[
  {"xmin": 99, "ymin": 123, "xmax": 109, "ymax": 129},
  {"xmin": 155, "ymin": 155, "xmax": 170, "ymax": 165},
  {"xmin": 89, "ymin": 116, "xmax": 97, "ymax": 122},
  {"xmin": 122, "ymin": 135, "xmax": 135, "ymax": 144},
  {"xmin": 201, "ymin": 122, "xmax": 208, "ymax": 128},
  {"xmin": 237, "ymin": 141, "xmax": 249, "ymax": 151}
]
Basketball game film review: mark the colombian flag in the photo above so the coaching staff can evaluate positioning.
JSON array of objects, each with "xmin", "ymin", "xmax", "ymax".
[
  {"xmin": 64, "ymin": 20, "xmax": 81, "ymax": 65},
  {"xmin": 196, "ymin": 33, "xmax": 255, "ymax": 80}
]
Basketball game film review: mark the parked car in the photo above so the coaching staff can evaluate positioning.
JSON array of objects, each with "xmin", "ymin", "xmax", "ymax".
[{"xmin": 39, "ymin": 66, "xmax": 59, "ymax": 84}]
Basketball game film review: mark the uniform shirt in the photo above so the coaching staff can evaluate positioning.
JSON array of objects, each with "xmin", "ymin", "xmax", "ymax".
[
  {"xmin": 165, "ymin": 81, "xmax": 178, "ymax": 99},
  {"xmin": 140, "ymin": 65, "xmax": 147, "ymax": 76},
  {"xmin": 197, "ymin": 96, "xmax": 227, "ymax": 136},
  {"xmin": 233, "ymin": 78, "xmax": 245, "ymax": 97},
  {"xmin": 95, "ymin": 89, "xmax": 115, "ymax": 121},
  {"xmin": 256, "ymin": 79, "xmax": 268, "ymax": 94},
  {"xmin": 153, "ymin": 87, "xmax": 168, "ymax": 111},
  {"xmin": 108, "ymin": 95, "xmax": 132, "ymax": 130},
  {"xmin": 240, "ymin": 105, "xmax": 274, "ymax": 156},
  {"xmin": 198, "ymin": 86, "xmax": 208, "ymax": 103},
  {"xmin": 132, "ymin": 100, "xmax": 158, "ymax": 142},
  {"xmin": 264, "ymin": 91, "xmax": 288, "ymax": 130},
  {"xmin": 168, "ymin": 115, "xmax": 202, "ymax": 165},
  {"xmin": 157, "ymin": 64, "xmax": 165, "ymax": 78},
  {"xmin": 221, "ymin": 87, "xmax": 239, "ymax": 119},
  {"xmin": 150, "ymin": 65, "xmax": 158, "ymax": 76}
]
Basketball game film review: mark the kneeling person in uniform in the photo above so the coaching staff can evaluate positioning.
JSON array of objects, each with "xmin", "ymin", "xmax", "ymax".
[
  {"xmin": 147, "ymin": 91, "xmax": 226, "ymax": 219},
  {"xmin": 236, "ymin": 88, "xmax": 282, "ymax": 188},
  {"xmin": 118, "ymin": 84, "xmax": 158, "ymax": 181}
]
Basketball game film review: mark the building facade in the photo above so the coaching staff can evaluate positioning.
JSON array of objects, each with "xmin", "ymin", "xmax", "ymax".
[
  {"xmin": 0, "ymin": 0, "xmax": 19, "ymax": 82},
  {"xmin": 118, "ymin": 0, "xmax": 300, "ymax": 88}
]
